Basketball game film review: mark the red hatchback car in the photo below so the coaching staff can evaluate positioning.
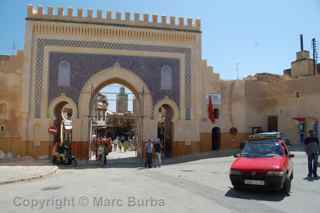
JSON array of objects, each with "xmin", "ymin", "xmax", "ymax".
[{"xmin": 229, "ymin": 139, "xmax": 294, "ymax": 195}]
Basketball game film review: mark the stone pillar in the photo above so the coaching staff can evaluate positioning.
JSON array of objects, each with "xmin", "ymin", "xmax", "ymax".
[
  {"xmin": 77, "ymin": 9, "xmax": 83, "ymax": 17},
  {"xmin": 48, "ymin": 7, "xmax": 53, "ymax": 16},
  {"xmin": 58, "ymin": 8, "xmax": 64, "ymax": 16},
  {"xmin": 170, "ymin": 16, "xmax": 176, "ymax": 25},
  {"xmin": 67, "ymin": 8, "xmax": 73, "ymax": 17}
]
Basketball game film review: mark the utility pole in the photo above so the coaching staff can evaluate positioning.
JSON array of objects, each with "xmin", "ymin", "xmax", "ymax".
[
  {"xmin": 312, "ymin": 38, "xmax": 318, "ymax": 75},
  {"xmin": 300, "ymin": 34, "xmax": 304, "ymax": 51}
]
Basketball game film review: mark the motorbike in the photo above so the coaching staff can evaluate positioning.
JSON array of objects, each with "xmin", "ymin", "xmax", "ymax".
[{"xmin": 52, "ymin": 143, "xmax": 78, "ymax": 167}]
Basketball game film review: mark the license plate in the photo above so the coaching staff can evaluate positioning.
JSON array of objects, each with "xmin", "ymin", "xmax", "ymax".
[{"xmin": 244, "ymin": 179, "xmax": 265, "ymax": 186}]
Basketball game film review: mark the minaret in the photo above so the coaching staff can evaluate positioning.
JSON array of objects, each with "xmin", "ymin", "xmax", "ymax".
[{"xmin": 116, "ymin": 87, "xmax": 128, "ymax": 113}]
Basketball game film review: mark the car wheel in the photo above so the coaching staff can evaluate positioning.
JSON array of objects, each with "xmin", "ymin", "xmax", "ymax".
[{"xmin": 283, "ymin": 176, "xmax": 291, "ymax": 195}]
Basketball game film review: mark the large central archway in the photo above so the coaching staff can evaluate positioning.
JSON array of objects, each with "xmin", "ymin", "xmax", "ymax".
[
  {"xmin": 79, "ymin": 64, "xmax": 153, "ymax": 118},
  {"xmin": 77, "ymin": 64, "xmax": 154, "ymax": 159}
]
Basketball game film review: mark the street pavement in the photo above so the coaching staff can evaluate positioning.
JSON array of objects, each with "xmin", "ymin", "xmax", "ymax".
[
  {"xmin": 0, "ymin": 162, "xmax": 58, "ymax": 185},
  {"xmin": 108, "ymin": 150, "xmax": 137, "ymax": 160},
  {"xmin": 0, "ymin": 151, "xmax": 319, "ymax": 213}
]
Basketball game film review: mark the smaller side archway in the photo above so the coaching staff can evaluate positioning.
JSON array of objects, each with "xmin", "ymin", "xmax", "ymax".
[
  {"xmin": 154, "ymin": 97, "xmax": 179, "ymax": 158},
  {"xmin": 48, "ymin": 95, "xmax": 76, "ymax": 156},
  {"xmin": 153, "ymin": 97, "xmax": 179, "ymax": 122},
  {"xmin": 48, "ymin": 95, "xmax": 78, "ymax": 120}
]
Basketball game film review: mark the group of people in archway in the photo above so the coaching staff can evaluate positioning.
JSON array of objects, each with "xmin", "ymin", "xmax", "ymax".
[
  {"xmin": 92, "ymin": 136, "xmax": 113, "ymax": 166},
  {"xmin": 143, "ymin": 138, "xmax": 162, "ymax": 168}
]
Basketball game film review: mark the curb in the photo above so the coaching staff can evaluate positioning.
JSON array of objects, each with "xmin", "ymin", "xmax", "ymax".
[
  {"xmin": 0, "ymin": 166, "xmax": 59, "ymax": 185},
  {"xmin": 163, "ymin": 149, "xmax": 240, "ymax": 164}
]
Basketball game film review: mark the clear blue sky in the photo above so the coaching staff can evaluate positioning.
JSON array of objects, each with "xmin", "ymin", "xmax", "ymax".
[{"xmin": 0, "ymin": 0, "xmax": 319, "ymax": 79}]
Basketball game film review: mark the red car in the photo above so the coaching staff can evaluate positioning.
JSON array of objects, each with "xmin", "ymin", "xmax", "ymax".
[{"xmin": 229, "ymin": 139, "xmax": 294, "ymax": 195}]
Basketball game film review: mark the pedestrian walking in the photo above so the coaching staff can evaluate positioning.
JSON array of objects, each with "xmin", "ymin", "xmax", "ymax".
[
  {"xmin": 143, "ymin": 139, "xmax": 147, "ymax": 168},
  {"xmin": 113, "ymin": 136, "xmax": 118, "ymax": 152},
  {"xmin": 154, "ymin": 138, "xmax": 162, "ymax": 167},
  {"xmin": 145, "ymin": 139, "xmax": 153, "ymax": 168},
  {"xmin": 304, "ymin": 130, "xmax": 319, "ymax": 178},
  {"xmin": 120, "ymin": 136, "xmax": 125, "ymax": 152}
]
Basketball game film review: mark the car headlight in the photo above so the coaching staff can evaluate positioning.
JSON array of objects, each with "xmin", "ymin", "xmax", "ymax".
[
  {"xmin": 230, "ymin": 169, "xmax": 242, "ymax": 175},
  {"xmin": 267, "ymin": 171, "xmax": 285, "ymax": 176}
]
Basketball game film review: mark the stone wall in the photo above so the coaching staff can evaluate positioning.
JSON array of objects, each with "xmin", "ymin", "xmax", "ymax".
[
  {"xmin": 0, "ymin": 52, "xmax": 25, "ymax": 156},
  {"xmin": 244, "ymin": 75, "xmax": 320, "ymax": 144}
]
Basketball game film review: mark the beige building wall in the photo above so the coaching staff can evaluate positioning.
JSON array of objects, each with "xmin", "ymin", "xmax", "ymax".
[
  {"xmin": 245, "ymin": 75, "xmax": 320, "ymax": 144},
  {"xmin": 0, "ymin": 52, "xmax": 25, "ymax": 156},
  {"xmin": 199, "ymin": 59, "xmax": 249, "ymax": 151}
]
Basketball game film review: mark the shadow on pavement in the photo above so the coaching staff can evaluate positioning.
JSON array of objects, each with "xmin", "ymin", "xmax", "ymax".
[
  {"xmin": 287, "ymin": 144, "xmax": 305, "ymax": 152},
  {"xmin": 57, "ymin": 149, "xmax": 240, "ymax": 169},
  {"xmin": 225, "ymin": 188, "xmax": 286, "ymax": 202},
  {"xmin": 163, "ymin": 149, "xmax": 239, "ymax": 165},
  {"xmin": 303, "ymin": 176, "xmax": 320, "ymax": 182},
  {"xmin": 58, "ymin": 157, "xmax": 144, "ymax": 169},
  {"xmin": 41, "ymin": 185, "xmax": 63, "ymax": 191}
]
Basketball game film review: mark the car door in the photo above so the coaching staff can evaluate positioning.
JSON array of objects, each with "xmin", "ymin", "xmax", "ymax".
[{"xmin": 282, "ymin": 143, "xmax": 293, "ymax": 177}]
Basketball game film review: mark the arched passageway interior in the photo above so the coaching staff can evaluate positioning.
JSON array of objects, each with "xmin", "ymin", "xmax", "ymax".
[
  {"xmin": 157, "ymin": 104, "xmax": 174, "ymax": 158},
  {"xmin": 88, "ymin": 83, "xmax": 139, "ymax": 160},
  {"xmin": 53, "ymin": 102, "xmax": 73, "ymax": 145},
  {"xmin": 51, "ymin": 101, "xmax": 74, "ymax": 163}
]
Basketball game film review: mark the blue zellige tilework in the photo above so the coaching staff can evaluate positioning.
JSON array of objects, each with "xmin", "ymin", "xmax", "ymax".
[{"xmin": 34, "ymin": 39, "xmax": 192, "ymax": 119}]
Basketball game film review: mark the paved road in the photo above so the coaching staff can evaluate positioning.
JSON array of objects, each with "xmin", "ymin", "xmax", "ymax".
[
  {"xmin": 0, "ymin": 165, "xmax": 57, "ymax": 185},
  {"xmin": 0, "ymin": 151, "xmax": 319, "ymax": 213}
]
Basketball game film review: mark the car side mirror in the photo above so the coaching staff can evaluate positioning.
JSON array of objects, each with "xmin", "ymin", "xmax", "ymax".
[
  {"xmin": 233, "ymin": 153, "xmax": 240, "ymax": 158},
  {"xmin": 289, "ymin": 154, "xmax": 294, "ymax": 158}
]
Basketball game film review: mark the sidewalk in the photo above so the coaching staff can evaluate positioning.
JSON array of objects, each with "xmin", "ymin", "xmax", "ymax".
[
  {"xmin": 0, "ymin": 160, "xmax": 58, "ymax": 185},
  {"xmin": 163, "ymin": 149, "xmax": 240, "ymax": 165}
]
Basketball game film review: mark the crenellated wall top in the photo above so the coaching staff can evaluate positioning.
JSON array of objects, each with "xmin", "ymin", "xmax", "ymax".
[{"xmin": 26, "ymin": 5, "xmax": 201, "ymax": 33}]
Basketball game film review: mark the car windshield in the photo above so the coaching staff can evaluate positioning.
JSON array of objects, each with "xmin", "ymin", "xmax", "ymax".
[{"xmin": 240, "ymin": 140, "xmax": 284, "ymax": 158}]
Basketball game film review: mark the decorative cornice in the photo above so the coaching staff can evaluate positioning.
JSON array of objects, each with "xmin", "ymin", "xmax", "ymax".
[
  {"xmin": 29, "ymin": 20, "xmax": 197, "ymax": 43},
  {"xmin": 27, "ymin": 5, "xmax": 201, "ymax": 33}
]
